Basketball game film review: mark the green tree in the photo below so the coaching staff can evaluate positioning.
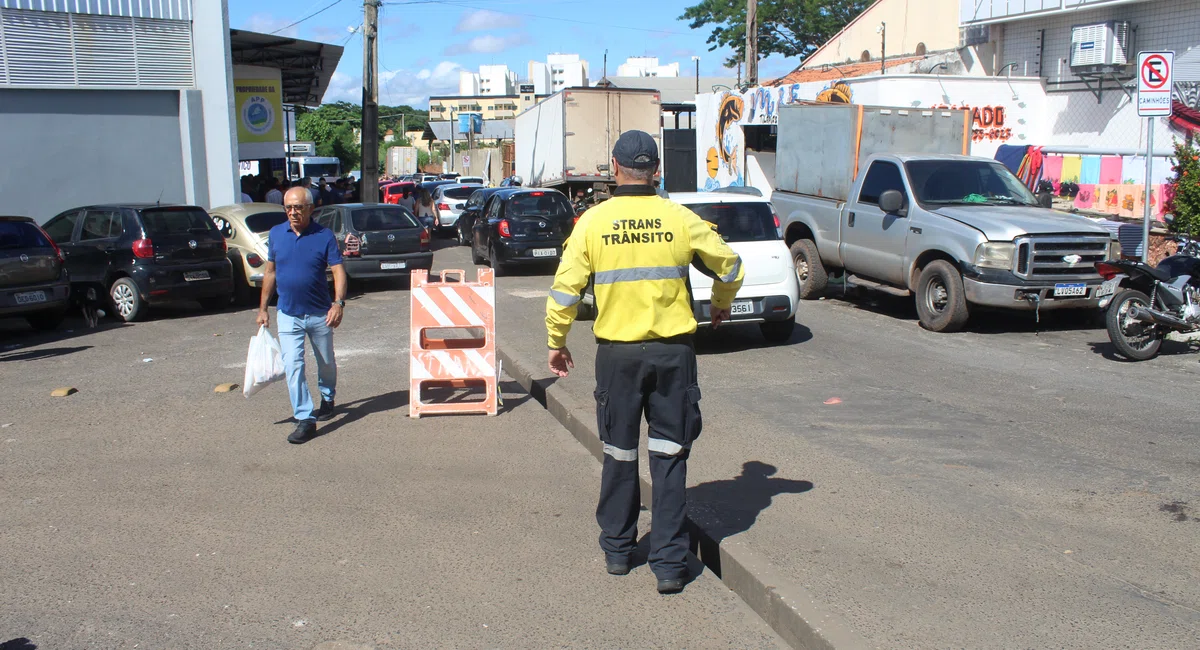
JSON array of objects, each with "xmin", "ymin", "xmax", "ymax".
[
  {"xmin": 680, "ymin": 0, "xmax": 871, "ymax": 67},
  {"xmin": 1167, "ymin": 137, "xmax": 1200, "ymax": 235}
]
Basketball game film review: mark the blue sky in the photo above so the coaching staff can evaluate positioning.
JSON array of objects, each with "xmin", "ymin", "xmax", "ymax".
[{"xmin": 228, "ymin": 0, "xmax": 796, "ymax": 109}]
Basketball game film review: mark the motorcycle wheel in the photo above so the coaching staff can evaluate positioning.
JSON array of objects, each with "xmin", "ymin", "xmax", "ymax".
[{"xmin": 1105, "ymin": 289, "xmax": 1163, "ymax": 361}]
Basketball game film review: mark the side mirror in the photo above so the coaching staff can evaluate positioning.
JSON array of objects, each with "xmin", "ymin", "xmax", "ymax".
[{"xmin": 879, "ymin": 189, "xmax": 907, "ymax": 215}]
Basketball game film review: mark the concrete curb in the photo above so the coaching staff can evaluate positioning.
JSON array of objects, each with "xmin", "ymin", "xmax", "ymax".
[{"xmin": 499, "ymin": 347, "xmax": 868, "ymax": 650}]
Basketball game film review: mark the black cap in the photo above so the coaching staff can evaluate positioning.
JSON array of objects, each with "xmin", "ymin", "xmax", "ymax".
[{"xmin": 612, "ymin": 130, "xmax": 660, "ymax": 169}]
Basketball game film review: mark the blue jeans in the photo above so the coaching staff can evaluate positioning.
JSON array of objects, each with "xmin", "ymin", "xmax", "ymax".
[{"xmin": 277, "ymin": 311, "xmax": 337, "ymax": 423}]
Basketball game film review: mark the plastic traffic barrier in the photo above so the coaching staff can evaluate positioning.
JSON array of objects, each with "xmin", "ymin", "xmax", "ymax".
[{"xmin": 409, "ymin": 268, "xmax": 498, "ymax": 417}]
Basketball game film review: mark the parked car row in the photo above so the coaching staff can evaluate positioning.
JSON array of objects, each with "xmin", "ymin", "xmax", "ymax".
[{"xmin": 2, "ymin": 199, "xmax": 439, "ymax": 331}]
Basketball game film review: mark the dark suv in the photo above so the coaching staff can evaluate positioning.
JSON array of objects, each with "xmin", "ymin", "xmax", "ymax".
[
  {"xmin": 42, "ymin": 205, "xmax": 233, "ymax": 322},
  {"xmin": 471, "ymin": 189, "xmax": 575, "ymax": 275},
  {"xmin": 1, "ymin": 216, "xmax": 72, "ymax": 330}
]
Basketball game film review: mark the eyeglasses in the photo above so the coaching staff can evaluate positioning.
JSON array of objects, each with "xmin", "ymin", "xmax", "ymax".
[{"xmin": 284, "ymin": 205, "xmax": 308, "ymax": 213}]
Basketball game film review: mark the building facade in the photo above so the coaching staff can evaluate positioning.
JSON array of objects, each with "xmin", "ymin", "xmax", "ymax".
[
  {"xmin": 616, "ymin": 56, "xmax": 680, "ymax": 77},
  {"xmin": 458, "ymin": 64, "xmax": 518, "ymax": 97},
  {"xmin": 802, "ymin": 0, "xmax": 960, "ymax": 68},
  {"xmin": 429, "ymin": 94, "xmax": 522, "ymax": 123},
  {"xmin": 0, "ymin": 0, "xmax": 236, "ymax": 218},
  {"xmin": 528, "ymin": 53, "xmax": 589, "ymax": 95}
]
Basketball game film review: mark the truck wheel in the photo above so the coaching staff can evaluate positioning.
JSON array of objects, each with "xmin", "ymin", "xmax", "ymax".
[
  {"xmin": 790, "ymin": 239, "xmax": 827, "ymax": 299},
  {"xmin": 914, "ymin": 260, "xmax": 969, "ymax": 332}
]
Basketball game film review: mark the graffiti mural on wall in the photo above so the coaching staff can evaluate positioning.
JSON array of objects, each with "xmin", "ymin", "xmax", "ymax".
[
  {"xmin": 930, "ymin": 103, "xmax": 1014, "ymax": 143},
  {"xmin": 696, "ymin": 80, "xmax": 853, "ymax": 190}
]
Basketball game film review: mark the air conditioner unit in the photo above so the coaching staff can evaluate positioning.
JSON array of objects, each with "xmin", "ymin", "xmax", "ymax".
[{"xmin": 1070, "ymin": 21, "xmax": 1132, "ymax": 68}]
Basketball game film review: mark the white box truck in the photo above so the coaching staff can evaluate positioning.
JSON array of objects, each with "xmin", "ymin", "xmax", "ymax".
[
  {"xmin": 515, "ymin": 88, "xmax": 662, "ymax": 196},
  {"xmin": 386, "ymin": 146, "xmax": 418, "ymax": 177}
]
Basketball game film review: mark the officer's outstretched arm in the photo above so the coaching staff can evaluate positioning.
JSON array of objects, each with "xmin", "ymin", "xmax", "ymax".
[
  {"xmin": 685, "ymin": 210, "xmax": 744, "ymax": 309},
  {"xmin": 546, "ymin": 219, "xmax": 593, "ymax": 349}
]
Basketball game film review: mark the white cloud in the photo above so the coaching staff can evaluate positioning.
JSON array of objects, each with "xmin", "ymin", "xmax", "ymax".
[
  {"xmin": 320, "ymin": 62, "xmax": 464, "ymax": 107},
  {"xmin": 455, "ymin": 9, "xmax": 522, "ymax": 33},
  {"xmin": 240, "ymin": 13, "xmax": 299, "ymax": 38},
  {"xmin": 443, "ymin": 33, "xmax": 530, "ymax": 56}
]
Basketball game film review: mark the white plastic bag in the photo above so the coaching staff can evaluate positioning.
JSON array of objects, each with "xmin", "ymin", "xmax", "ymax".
[{"xmin": 243, "ymin": 325, "xmax": 285, "ymax": 398}]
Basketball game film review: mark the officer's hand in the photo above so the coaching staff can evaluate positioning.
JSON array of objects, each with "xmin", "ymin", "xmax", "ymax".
[
  {"xmin": 711, "ymin": 307, "xmax": 731, "ymax": 328},
  {"xmin": 549, "ymin": 347, "xmax": 574, "ymax": 378}
]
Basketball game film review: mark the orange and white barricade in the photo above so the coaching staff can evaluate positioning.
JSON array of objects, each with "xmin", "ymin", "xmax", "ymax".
[{"xmin": 409, "ymin": 268, "xmax": 498, "ymax": 418}]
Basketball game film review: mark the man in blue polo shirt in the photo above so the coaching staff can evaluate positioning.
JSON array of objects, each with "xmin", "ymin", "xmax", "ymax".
[{"xmin": 257, "ymin": 186, "xmax": 348, "ymax": 444}]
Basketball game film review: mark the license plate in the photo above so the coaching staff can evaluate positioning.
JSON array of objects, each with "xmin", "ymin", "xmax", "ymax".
[
  {"xmin": 14, "ymin": 290, "xmax": 47, "ymax": 305},
  {"xmin": 730, "ymin": 300, "xmax": 754, "ymax": 315},
  {"xmin": 531, "ymin": 248, "xmax": 557, "ymax": 258},
  {"xmin": 183, "ymin": 271, "xmax": 210, "ymax": 282},
  {"xmin": 1097, "ymin": 278, "xmax": 1120, "ymax": 298},
  {"xmin": 1053, "ymin": 283, "xmax": 1087, "ymax": 297},
  {"xmin": 380, "ymin": 261, "xmax": 407, "ymax": 270}
]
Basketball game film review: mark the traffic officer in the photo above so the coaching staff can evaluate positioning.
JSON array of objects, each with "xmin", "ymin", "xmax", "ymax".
[{"xmin": 545, "ymin": 130, "xmax": 744, "ymax": 594}]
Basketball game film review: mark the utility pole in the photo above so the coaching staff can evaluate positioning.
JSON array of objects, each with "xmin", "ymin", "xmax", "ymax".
[
  {"xmin": 745, "ymin": 0, "xmax": 758, "ymax": 87},
  {"xmin": 361, "ymin": 0, "xmax": 380, "ymax": 203},
  {"xmin": 692, "ymin": 56, "xmax": 700, "ymax": 94}
]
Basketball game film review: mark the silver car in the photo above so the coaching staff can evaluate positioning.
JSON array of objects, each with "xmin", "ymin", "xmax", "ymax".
[{"xmin": 432, "ymin": 184, "xmax": 484, "ymax": 231}]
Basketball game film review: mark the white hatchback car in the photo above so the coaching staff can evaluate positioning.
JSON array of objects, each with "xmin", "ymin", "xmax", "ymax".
[
  {"xmin": 671, "ymin": 191, "xmax": 800, "ymax": 342},
  {"xmin": 432, "ymin": 183, "xmax": 484, "ymax": 232}
]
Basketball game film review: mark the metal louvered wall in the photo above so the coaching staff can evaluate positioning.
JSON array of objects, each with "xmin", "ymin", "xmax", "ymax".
[
  {"xmin": 0, "ymin": 7, "xmax": 194, "ymax": 88},
  {"xmin": 0, "ymin": 0, "xmax": 190, "ymax": 21}
]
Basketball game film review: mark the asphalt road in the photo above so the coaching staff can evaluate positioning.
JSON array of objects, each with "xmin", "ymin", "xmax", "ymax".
[
  {"xmin": 0, "ymin": 263, "xmax": 784, "ymax": 649},
  {"xmin": 449, "ymin": 242, "xmax": 1200, "ymax": 649}
]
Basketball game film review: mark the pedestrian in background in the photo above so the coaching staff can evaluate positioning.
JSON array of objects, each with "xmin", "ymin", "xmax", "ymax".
[
  {"xmin": 545, "ymin": 130, "xmax": 744, "ymax": 594},
  {"xmin": 265, "ymin": 177, "xmax": 283, "ymax": 205},
  {"xmin": 256, "ymin": 186, "xmax": 348, "ymax": 444}
]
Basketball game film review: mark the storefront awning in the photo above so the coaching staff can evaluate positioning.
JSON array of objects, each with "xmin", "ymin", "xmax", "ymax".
[{"xmin": 229, "ymin": 30, "xmax": 343, "ymax": 107}]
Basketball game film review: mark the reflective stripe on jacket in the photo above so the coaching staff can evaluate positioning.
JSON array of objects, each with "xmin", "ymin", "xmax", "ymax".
[{"xmin": 545, "ymin": 185, "xmax": 744, "ymax": 349}]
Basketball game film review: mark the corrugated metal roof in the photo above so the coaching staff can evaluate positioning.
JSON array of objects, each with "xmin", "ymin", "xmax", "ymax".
[
  {"xmin": 0, "ymin": 0, "xmax": 190, "ymax": 20},
  {"xmin": 229, "ymin": 30, "xmax": 345, "ymax": 107}
]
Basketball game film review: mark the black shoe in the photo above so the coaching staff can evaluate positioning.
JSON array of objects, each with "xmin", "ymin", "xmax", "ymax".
[
  {"xmin": 316, "ymin": 399, "xmax": 336, "ymax": 421},
  {"xmin": 606, "ymin": 560, "xmax": 631, "ymax": 576},
  {"xmin": 657, "ymin": 577, "xmax": 686, "ymax": 594},
  {"xmin": 288, "ymin": 420, "xmax": 317, "ymax": 444}
]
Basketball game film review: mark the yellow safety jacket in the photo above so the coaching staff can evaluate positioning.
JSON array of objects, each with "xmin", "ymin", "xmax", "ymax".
[{"xmin": 546, "ymin": 185, "xmax": 744, "ymax": 349}]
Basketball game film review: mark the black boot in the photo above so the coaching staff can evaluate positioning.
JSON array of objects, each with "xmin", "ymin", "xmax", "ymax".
[{"xmin": 288, "ymin": 420, "xmax": 317, "ymax": 444}]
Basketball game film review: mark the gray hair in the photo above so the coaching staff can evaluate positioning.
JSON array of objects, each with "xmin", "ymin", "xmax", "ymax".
[{"xmin": 618, "ymin": 163, "xmax": 654, "ymax": 183}]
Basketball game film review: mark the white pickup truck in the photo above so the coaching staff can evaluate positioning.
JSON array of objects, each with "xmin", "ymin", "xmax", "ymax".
[{"xmin": 772, "ymin": 104, "xmax": 1116, "ymax": 332}]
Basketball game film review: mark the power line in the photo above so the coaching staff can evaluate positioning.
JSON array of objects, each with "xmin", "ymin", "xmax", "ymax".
[{"xmin": 271, "ymin": 0, "xmax": 350, "ymax": 35}]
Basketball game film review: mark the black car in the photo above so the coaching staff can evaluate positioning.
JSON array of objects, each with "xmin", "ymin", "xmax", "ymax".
[
  {"xmin": 41, "ymin": 205, "xmax": 233, "ymax": 322},
  {"xmin": 313, "ymin": 203, "xmax": 433, "ymax": 280},
  {"xmin": 471, "ymin": 189, "xmax": 575, "ymax": 275},
  {"xmin": 455, "ymin": 187, "xmax": 507, "ymax": 246},
  {"xmin": 1, "ymin": 216, "xmax": 72, "ymax": 330}
]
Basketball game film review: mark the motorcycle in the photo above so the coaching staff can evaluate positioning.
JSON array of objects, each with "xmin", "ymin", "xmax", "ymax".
[{"xmin": 1096, "ymin": 236, "xmax": 1200, "ymax": 361}]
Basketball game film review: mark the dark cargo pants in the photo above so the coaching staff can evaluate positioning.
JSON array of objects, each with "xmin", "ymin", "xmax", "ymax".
[{"xmin": 593, "ymin": 336, "xmax": 703, "ymax": 580}]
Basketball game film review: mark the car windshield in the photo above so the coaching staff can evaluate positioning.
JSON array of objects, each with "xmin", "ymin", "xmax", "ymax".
[
  {"xmin": 351, "ymin": 207, "xmax": 420, "ymax": 231},
  {"xmin": 140, "ymin": 207, "xmax": 217, "ymax": 235},
  {"xmin": 0, "ymin": 222, "xmax": 50, "ymax": 249},
  {"xmin": 684, "ymin": 202, "xmax": 779, "ymax": 242},
  {"xmin": 303, "ymin": 163, "xmax": 340, "ymax": 178},
  {"xmin": 245, "ymin": 210, "xmax": 287, "ymax": 233},
  {"xmin": 442, "ymin": 187, "xmax": 479, "ymax": 200},
  {"xmin": 508, "ymin": 192, "xmax": 573, "ymax": 218},
  {"xmin": 906, "ymin": 160, "xmax": 1039, "ymax": 207}
]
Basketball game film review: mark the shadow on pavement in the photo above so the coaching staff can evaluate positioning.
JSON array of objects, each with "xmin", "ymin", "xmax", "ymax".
[
  {"xmin": 695, "ymin": 321, "xmax": 813, "ymax": 355},
  {"xmin": 0, "ymin": 638, "xmax": 37, "ymax": 650},
  {"xmin": 289, "ymin": 390, "xmax": 410, "ymax": 438},
  {"xmin": 1087, "ymin": 338, "xmax": 1199, "ymax": 361},
  {"xmin": 0, "ymin": 345, "xmax": 92, "ymax": 363},
  {"xmin": 688, "ymin": 461, "xmax": 814, "ymax": 548},
  {"xmin": 0, "ymin": 318, "xmax": 128, "ymax": 347}
]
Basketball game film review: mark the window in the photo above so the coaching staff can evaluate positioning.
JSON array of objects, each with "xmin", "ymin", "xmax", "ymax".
[
  {"xmin": 857, "ymin": 162, "xmax": 905, "ymax": 206},
  {"xmin": 0, "ymin": 221, "xmax": 51, "ymax": 250},
  {"xmin": 351, "ymin": 207, "xmax": 419, "ymax": 231},
  {"xmin": 906, "ymin": 160, "xmax": 1038, "ymax": 206},
  {"xmin": 486, "ymin": 196, "xmax": 503, "ymax": 219},
  {"xmin": 508, "ymin": 192, "xmax": 573, "ymax": 219},
  {"xmin": 684, "ymin": 202, "xmax": 779, "ymax": 243},
  {"xmin": 139, "ymin": 207, "xmax": 216, "ymax": 235},
  {"xmin": 79, "ymin": 210, "xmax": 123, "ymax": 240},
  {"xmin": 43, "ymin": 210, "xmax": 82, "ymax": 243},
  {"xmin": 246, "ymin": 210, "xmax": 287, "ymax": 233}
]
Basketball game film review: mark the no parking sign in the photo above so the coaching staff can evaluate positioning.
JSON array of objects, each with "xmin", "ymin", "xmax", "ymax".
[{"xmin": 1137, "ymin": 51, "xmax": 1174, "ymax": 117}]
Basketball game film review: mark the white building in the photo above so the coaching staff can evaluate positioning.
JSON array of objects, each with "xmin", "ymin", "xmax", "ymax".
[
  {"xmin": 616, "ymin": 56, "xmax": 680, "ymax": 77},
  {"xmin": 458, "ymin": 64, "xmax": 518, "ymax": 97},
  {"xmin": 528, "ymin": 53, "xmax": 590, "ymax": 95}
]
